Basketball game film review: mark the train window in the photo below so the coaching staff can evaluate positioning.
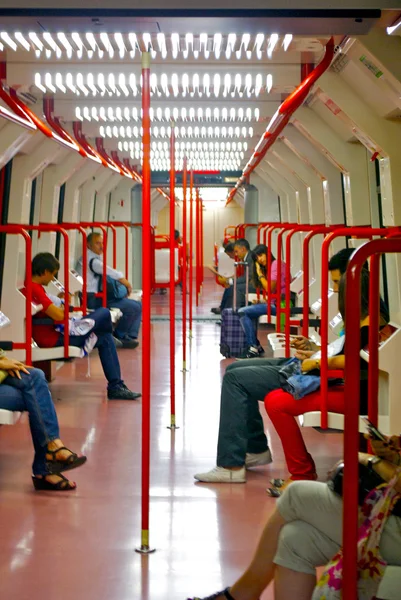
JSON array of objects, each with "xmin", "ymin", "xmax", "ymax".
[
  {"xmin": 0, "ymin": 160, "xmax": 13, "ymax": 300},
  {"xmin": 340, "ymin": 173, "xmax": 348, "ymax": 230},
  {"xmin": 28, "ymin": 177, "xmax": 37, "ymax": 236},
  {"xmin": 92, "ymin": 191, "xmax": 97, "ymax": 225},
  {"xmin": 54, "ymin": 183, "xmax": 66, "ymax": 260}
]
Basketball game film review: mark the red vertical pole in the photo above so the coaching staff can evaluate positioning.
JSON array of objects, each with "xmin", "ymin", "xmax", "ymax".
[
  {"xmin": 169, "ymin": 123, "xmax": 177, "ymax": 429},
  {"xmin": 182, "ymin": 158, "xmax": 188, "ymax": 369},
  {"xmin": 195, "ymin": 188, "xmax": 200, "ymax": 307},
  {"xmin": 368, "ymin": 252, "xmax": 380, "ymax": 426},
  {"xmin": 136, "ymin": 51, "xmax": 155, "ymax": 555},
  {"xmin": 189, "ymin": 170, "xmax": 194, "ymax": 335},
  {"xmin": 200, "ymin": 198, "xmax": 204, "ymax": 292}
]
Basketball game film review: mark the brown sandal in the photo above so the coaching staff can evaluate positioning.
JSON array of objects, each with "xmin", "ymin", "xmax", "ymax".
[
  {"xmin": 46, "ymin": 446, "xmax": 87, "ymax": 474},
  {"xmin": 32, "ymin": 473, "xmax": 77, "ymax": 491}
]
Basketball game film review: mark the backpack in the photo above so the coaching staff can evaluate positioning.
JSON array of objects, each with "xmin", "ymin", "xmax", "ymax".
[{"xmin": 89, "ymin": 258, "xmax": 128, "ymax": 301}]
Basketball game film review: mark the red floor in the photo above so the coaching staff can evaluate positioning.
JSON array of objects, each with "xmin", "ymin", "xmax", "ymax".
[{"xmin": 0, "ymin": 274, "xmax": 343, "ymax": 600}]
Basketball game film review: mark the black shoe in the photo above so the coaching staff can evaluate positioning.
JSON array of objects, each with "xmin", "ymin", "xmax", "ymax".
[
  {"xmin": 211, "ymin": 307, "xmax": 221, "ymax": 315},
  {"xmin": 257, "ymin": 345, "xmax": 265, "ymax": 355},
  {"xmin": 120, "ymin": 339, "xmax": 139, "ymax": 349},
  {"xmin": 107, "ymin": 384, "xmax": 141, "ymax": 400},
  {"xmin": 112, "ymin": 336, "xmax": 123, "ymax": 348},
  {"xmin": 215, "ymin": 320, "xmax": 222, "ymax": 326}
]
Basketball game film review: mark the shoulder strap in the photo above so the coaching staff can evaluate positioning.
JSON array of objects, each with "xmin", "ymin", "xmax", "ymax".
[{"xmin": 89, "ymin": 257, "xmax": 102, "ymax": 292}]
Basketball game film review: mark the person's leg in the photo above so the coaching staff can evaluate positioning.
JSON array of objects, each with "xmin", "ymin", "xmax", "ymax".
[
  {"xmin": 108, "ymin": 298, "xmax": 142, "ymax": 339},
  {"xmin": 94, "ymin": 333, "xmax": 124, "ymax": 389},
  {"xmin": 217, "ymin": 364, "xmax": 284, "ymax": 466},
  {"xmin": 238, "ymin": 303, "xmax": 268, "ymax": 348},
  {"xmin": 265, "ymin": 388, "xmax": 346, "ymax": 480},
  {"xmin": 226, "ymin": 357, "xmax": 289, "ymax": 372},
  {"xmin": 221, "ymin": 285, "xmax": 233, "ymax": 310},
  {"xmin": 1, "ymin": 369, "xmax": 60, "ymax": 474}
]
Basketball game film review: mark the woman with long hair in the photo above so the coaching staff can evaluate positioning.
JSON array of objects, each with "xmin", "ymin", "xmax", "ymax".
[{"xmin": 238, "ymin": 244, "xmax": 287, "ymax": 358}]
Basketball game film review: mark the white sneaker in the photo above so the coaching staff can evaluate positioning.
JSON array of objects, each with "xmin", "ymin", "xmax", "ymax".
[
  {"xmin": 245, "ymin": 449, "xmax": 273, "ymax": 469},
  {"xmin": 194, "ymin": 466, "xmax": 246, "ymax": 483}
]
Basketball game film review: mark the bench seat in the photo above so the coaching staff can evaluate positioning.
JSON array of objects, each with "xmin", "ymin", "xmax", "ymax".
[{"xmin": 0, "ymin": 409, "xmax": 22, "ymax": 425}]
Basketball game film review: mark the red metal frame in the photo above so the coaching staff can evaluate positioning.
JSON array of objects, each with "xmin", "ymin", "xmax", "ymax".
[
  {"xmin": 342, "ymin": 238, "xmax": 401, "ymax": 600},
  {"xmin": 0, "ymin": 226, "xmax": 32, "ymax": 364},
  {"xmin": 169, "ymin": 124, "xmax": 176, "ymax": 428},
  {"xmin": 43, "ymin": 97, "xmax": 86, "ymax": 157},
  {"xmin": 319, "ymin": 227, "xmax": 398, "ymax": 429},
  {"xmin": 226, "ymin": 38, "xmax": 334, "ymax": 205},
  {"xmin": 182, "ymin": 158, "xmax": 188, "ymax": 369},
  {"xmin": 200, "ymin": 197, "xmax": 204, "ymax": 293},
  {"xmin": 18, "ymin": 224, "xmax": 71, "ymax": 359}
]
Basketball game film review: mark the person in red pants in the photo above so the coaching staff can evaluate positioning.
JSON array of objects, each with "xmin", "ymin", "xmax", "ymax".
[{"xmin": 264, "ymin": 269, "xmax": 387, "ymax": 496}]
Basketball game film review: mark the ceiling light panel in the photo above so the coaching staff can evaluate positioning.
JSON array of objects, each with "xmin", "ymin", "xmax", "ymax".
[
  {"xmin": 9, "ymin": 32, "xmax": 291, "ymax": 60},
  {"xmin": 35, "ymin": 71, "xmax": 273, "ymax": 99},
  {"xmin": 100, "ymin": 124, "xmax": 254, "ymax": 140},
  {"xmin": 76, "ymin": 105, "xmax": 260, "ymax": 123}
]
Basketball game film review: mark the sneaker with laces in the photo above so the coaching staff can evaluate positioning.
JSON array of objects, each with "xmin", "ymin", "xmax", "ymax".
[
  {"xmin": 245, "ymin": 449, "xmax": 273, "ymax": 469},
  {"xmin": 245, "ymin": 345, "xmax": 259, "ymax": 358},
  {"xmin": 187, "ymin": 588, "xmax": 235, "ymax": 600},
  {"xmin": 107, "ymin": 384, "xmax": 141, "ymax": 401},
  {"xmin": 194, "ymin": 466, "xmax": 246, "ymax": 483}
]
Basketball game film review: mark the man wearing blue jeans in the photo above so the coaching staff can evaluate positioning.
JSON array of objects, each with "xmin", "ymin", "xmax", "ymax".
[
  {"xmin": 76, "ymin": 232, "xmax": 142, "ymax": 349},
  {"xmin": 238, "ymin": 302, "xmax": 277, "ymax": 354},
  {"xmin": 28, "ymin": 252, "xmax": 141, "ymax": 401}
]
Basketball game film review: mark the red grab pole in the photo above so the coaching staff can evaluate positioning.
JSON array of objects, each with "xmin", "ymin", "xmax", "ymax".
[
  {"xmin": 182, "ymin": 158, "xmax": 188, "ymax": 370},
  {"xmin": 169, "ymin": 123, "xmax": 177, "ymax": 429},
  {"xmin": 189, "ymin": 170, "xmax": 194, "ymax": 335},
  {"xmin": 200, "ymin": 197, "xmax": 204, "ymax": 292},
  {"xmin": 136, "ymin": 51, "xmax": 155, "ymax": 555},
  {"xmin": 195, "ymin": 187, "xmax": 200, "ymax": 307}
]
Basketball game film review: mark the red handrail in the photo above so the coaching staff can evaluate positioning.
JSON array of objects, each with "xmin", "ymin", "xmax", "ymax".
[
  {"xmin": 319, "ymin": 227, "xmax": 398, "ymax": 429},
  {"xmin": 0, "ymin": 226, "xmax": 32, "ymax": 364},
  {"xmin": 283, "ymin": 225, "xmax": 317, "ymax": 355},
  {"xmin": 342, "ymin": 238, "xmax": 401, "ymax": 600},
  {"xmin": 43, "ymin": 97, "xmax": 86, "ymax": 157},
  {"xmin": 226, "ymin": 37, "xmax": 334, "ymax": 205},
  {"xmin": 15, "ymin": 224, "xmax": 71, "ymax": 359}
]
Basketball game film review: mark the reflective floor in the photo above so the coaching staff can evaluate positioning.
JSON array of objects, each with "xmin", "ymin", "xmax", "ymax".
[{"xmin": 0, "ymin": 275, "xmax": 342, "ymax": 600}]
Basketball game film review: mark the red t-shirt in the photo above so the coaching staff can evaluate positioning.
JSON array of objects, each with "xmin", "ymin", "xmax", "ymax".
[{"xmin": 22, "ymin": 282, "xmax": 60, "ymax": 348}]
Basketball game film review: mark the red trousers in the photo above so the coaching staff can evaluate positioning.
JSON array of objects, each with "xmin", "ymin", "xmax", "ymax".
[{"xmin": 264, "ymin": 386, "xmax": 345, "ymax": 480}]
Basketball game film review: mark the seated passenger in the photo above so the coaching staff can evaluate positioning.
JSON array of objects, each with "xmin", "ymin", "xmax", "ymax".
[
  {"xmin": 76, "ymin": 232, "xmax": 142, "ymax": 349},
  {"xmin": 0, "ymin": 351, "xmax": 86, "ymax": 491},
  {"xmin": 264, "ymin": 268, "xmax": 388, "ymax": 496},
  {"xmin": 189, "ymin": 436, "xmax": 401, "ymax": 600},
  {"xmin": 209, "ymin": 242, "xmax": 235, "ymax": 315},
  {"xmin": 193, "ymin": 248, "xmax": 374, "ymax": 484},
  {"xmin": 25, "ymin": 252, "xmax": 140, "ymax": 401},
  {"xmin": 210, "ymin": 239, "xmax": 256, "ymax": 313},
  {"xmin": 238, "ymin": 244, "xmax": 287, "ymax": 358}
]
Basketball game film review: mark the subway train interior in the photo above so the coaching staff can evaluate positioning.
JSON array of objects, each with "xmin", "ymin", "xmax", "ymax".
[{"xmin": 1, "ymin": 3, "xmax": 401, "ymax": 600}]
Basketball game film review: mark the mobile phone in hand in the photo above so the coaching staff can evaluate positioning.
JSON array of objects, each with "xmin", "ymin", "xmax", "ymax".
[{"xmin": 362, "ymin": 417, "xmax": 387, "ymax": 442}]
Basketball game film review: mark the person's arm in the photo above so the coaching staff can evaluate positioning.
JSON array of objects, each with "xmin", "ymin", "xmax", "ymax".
[
  {"xmin": 32, "ymin": 285, "xmax": 65, "ymax": 322},
  {"xmin": 0, "ymin": 355, "xmax": 31, "ymax": 379},
  {"xmin": 90, "ymin": 257, "xmax": 124, "ymax": 281},
  {"xmin": 359, "ymin": 452, "xmax": 401, "ymax": 494},
  {"xmin": 301, "ymin": 355, "xmax": 345, "ymax": 372}
]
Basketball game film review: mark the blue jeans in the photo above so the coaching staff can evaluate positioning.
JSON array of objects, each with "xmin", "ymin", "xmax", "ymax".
[
  {"xmin": 238, "ymin": 303, "xmax": 277, "ymax": 348},
  {"xmin": 108, "ymin": 297, "xmax": 142, "ymax": 340},
  {"xmin": 0, "ymin": 368, "xmax": 60, "ymax": 475},
  {"xmin": 56, "ymin": 307, "xmax": 123, "ymax": 390}
]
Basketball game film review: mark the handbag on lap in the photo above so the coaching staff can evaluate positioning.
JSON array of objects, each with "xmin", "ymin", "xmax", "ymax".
[{"xmin": 89, "ymin": 258, "xmax": 128, "ymax": 303}]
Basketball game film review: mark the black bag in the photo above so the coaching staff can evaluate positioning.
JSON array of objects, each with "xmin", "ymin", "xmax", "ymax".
[
  {"xmin": 89, "ymin": 258, "xmax": 128, "ymax": 302},
  {"xmin": 328, "ymin": 461, "xmax": 401, "ymax": 516}
]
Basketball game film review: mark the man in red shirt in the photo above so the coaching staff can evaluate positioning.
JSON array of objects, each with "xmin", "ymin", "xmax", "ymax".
[{"xmin": 26, "ymin": 253, "xmax": 140, "ymax": 401}]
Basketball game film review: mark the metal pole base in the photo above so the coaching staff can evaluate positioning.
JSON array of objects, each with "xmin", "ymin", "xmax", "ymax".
[
  {"xmin": 189, "ymin": 330, "xmax": 193, "ymax": 339},
  {"xmin": 167, "ymin": 415, "xmax": 179, "ymax": 430},
  {"xmin": 181, "ymin": 361, "xmax": 189, "ymax": 372},
  {"xmin": 135, "ymin": 545, "xmax": 156, "ymax": 554}
]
